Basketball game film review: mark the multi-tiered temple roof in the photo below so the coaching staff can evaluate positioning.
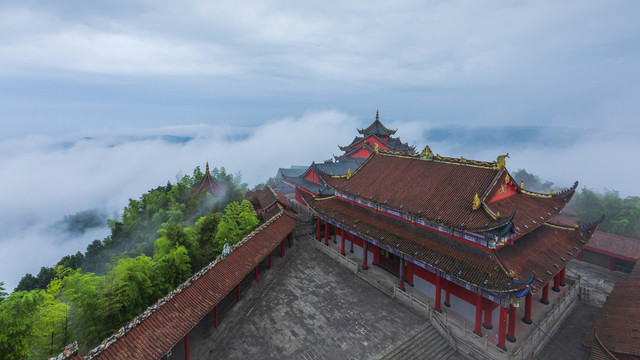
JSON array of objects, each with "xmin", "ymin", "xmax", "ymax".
[{"xmin": 338, "ymin": 110, "xmax": 416, "ymax": 158}]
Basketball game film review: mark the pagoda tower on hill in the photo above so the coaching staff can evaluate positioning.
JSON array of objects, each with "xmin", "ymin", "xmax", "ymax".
[
  {"xmin": 192, "ymin": 162, "xmax": 225, "ymax": 197},
  {"xmin": 338, "ymin": 110, "xmax": 416, "ymax": 158},
  {"xmin": 283, "ymin": 110, "xmax": 417, "ymax": 202}
]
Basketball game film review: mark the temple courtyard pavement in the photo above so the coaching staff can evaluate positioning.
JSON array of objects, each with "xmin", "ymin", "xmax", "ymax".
[{"xmin": 165, "ymin": 230, "xmax": 624, "ymax": 360}]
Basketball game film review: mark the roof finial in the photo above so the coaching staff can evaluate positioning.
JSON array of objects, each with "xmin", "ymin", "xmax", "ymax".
[
  {"xmin": 376, "ymin": 109, "xmax": 379, "ymax": 122},
  {"xmin": 206, "ymin": 162, "xmax": 210, "ymax": 174},
  {"xmin": 347, "ymin": 168, "xmax": 352, "ymax": 179},
  {"xmin": 495, "ymin": 153, "xmax": 509, "ymax": 169}
]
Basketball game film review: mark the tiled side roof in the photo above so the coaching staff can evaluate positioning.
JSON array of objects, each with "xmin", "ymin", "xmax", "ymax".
[
  {"xmin": 497, "ymin": 223, "xmax": 596, "ymax": 293},
  {"xmin": 322, "ymin": 153, "xmax": 504, "ymax": 231},
  {"xmin": 282, "ymin": 173, "xmax": 334, "ymax": 196},
  {"xmin": 583, "ymin": 265, "xmax": 640, "ymax": 357},
  {"xmin": 586, "ymin": 231, "xmax": 640, "ymax": 260},
  {"xmin": 192, "ymin": 173, "xmax": 225, "ymax": 197},
  {"xmin": 314, "ymin": 158, "xmax": 366, "ymax": 176},
  {"xmin": 306, "ymin": 195, "xmax": 517, "ymax": 292},
  {"xmin": 488, "ymin": 190, "xmax": 573, "ymax": 234},
  {"xmin": 89, "ymin": 210, "xmax": 296, "ymax": 360},
  {"xmin": 484, "ymin": 170, "xmax": 575, "ymax": 235}
]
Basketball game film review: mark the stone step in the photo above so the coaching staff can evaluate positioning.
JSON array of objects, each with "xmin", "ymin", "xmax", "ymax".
[{"xmin": 377, "ymin": 322, "xmax": 462, "ymax": 360}]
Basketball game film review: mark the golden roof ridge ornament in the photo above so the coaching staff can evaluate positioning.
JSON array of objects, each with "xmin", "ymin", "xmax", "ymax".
[
  {"xmin": 505, "ymin": 173, "xmax": 510, "ymax": 184},
  {"xmin": 205, "ymin": 162, "xmax": 210, "ymax": 174},
  {"xmin": 495, "ymin": 153, "xmax": 510, "ymax": 169},
  {"xmin": 472, "ymin": 193, "xmax": 481, "ymax": 210},
  {"xmin": 420, "ymin": 145, "xmax": 433, "ymax": 159},
  {"xmin": 376, "ymin": 109, "xmax": 379, "ymax": 121},
  {"xmin": 374, "ymin": 142, "xmax": 379, "ymax": 154},
  {"xmin": 347, "ymin": 168, "xmax": 352, "ymax": 179}
]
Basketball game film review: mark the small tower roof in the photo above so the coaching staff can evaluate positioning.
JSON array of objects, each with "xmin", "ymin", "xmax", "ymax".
[
  {"xmin": 357, "ymin": 110, "xmax": 397, "ymax": 136},
  {"xmin": 192, "ymin": 162, "xmax": 225, "ymax": 197}
]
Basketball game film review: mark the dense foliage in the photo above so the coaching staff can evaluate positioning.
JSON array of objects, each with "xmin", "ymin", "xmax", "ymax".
[
  {"xmin": 574, "ymin": 188, "xmax": 640, "ymax": 239},
  {"xmin": 1, "ymin": 166, "xmax": 259, "ymax": 359}
]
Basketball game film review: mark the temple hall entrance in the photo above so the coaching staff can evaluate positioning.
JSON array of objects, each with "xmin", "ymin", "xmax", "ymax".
[{"xmin": 378, "ymin": 249, "xmax": 400, "ymax": 276}]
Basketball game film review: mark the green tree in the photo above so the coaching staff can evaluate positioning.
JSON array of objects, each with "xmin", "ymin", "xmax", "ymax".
[
  {"xmin": 511, "ymin": 168, "xmax": 554, "ymax": 192},
  {"xmin": 153, "ymin": 245, "xmax": 191, "ymax": 294},
  {"xmin": 0, "ymin": 290, "xmax": 45, "ymax": 359},
  {"xmin": 31, "ymin": 270, "xmax": 71, "ymax": 359},
  {"xmin": 0, "ymin": 281, "xmax": 7, "ymax": 301},
  {"xmin": 214, "ymin": 200, "xmax": 259, "ymax": 247}
]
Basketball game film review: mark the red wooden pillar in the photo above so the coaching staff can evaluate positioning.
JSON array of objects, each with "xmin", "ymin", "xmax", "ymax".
[
  {"xmin": 317, "ymin": 218, "xmax": 321, "ymax": 241},
  {"xmin": 362, "ymin": 240, "xmax": 369, "ymax": 270},
  {"xmin": 324, "ymin": 222, "xmax": 329, "ymax": 246},
  {"xmin": 268, "ymin": 253, "xmax": 272, "ymax": 269},
  {"xmin": 435, "ymin": 273, "xmax": 442, "ymax": 312},
  {"xmin": 474, "ymin": 293, "xmax": 483, "ymax": 336},
  {"xmin": 398, "ymin": 256, "xmax": 405, "ymax": 291},
  {"xmin": 288, "ymin": 233, "xmax": 292, "ymax": 248},
  {"xmin": 214, "ymin": 305, "xmax": 219, "ymax": 327},
  {"xmin": 552, "ymin": 273, "xmax": 561, "ymax": 292},
  {"xmin": 541, "ymin": 283, "xmax": 550, "ymax": 305},
  {"xmin": 254, "ymin": 266, "xmax": 259, "ymax": 282},
  {"xmin": 578, "ymin": 251, "xmax": 583, "ymax": 261},
  {"xmin": 497, "ymin": 305, "xmax": 508, "ymax": 350},
  {"xmin": 507, "ymin": 305, "xmax": 517, "ymax": 343},
  {"xmin": 184, "ymin": 333, "xmax": 190, "ymax": 360},
  {"xmin": 522, "ymin": 292, "xmax": 532, "ymax": 324},
  {"xmin": 444, "ymin": 281, "xmax": 451, "ymax": 307},
  {"xmin": 560, "ymin": 267, "xmax": 566, "ymax": 287},
  {"xmin": 340, "ymin": 228, "xmax": 345, "ymax": 255},
  {"xmin": 406, "ymin": 262, "xmax": 414, "ymax": 286},
  {"xmin": 610, "ymin": 258, "xmax": 616, "ymax": 271},
  {"xmin": 236, "ymin": 284, "xmax": 241, "ymax": 301},
  {"xmin": 483, "ymin": 301, "xmax": 493, "ymax": 329},
  {"xmin": 281, "ymin": 239, "xmax": 285, "ymax": 257}
]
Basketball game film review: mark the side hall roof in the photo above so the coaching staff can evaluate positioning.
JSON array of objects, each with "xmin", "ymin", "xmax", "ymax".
[
  {"xmin": 321, "ymin": 151, "xmax": 575, "ymax": 234},
  {"xmin": 85, "ymin": 209, "xmax": 296, "ymax": 360},
  {"xmin": 583, "ymin": 264, "xmax": 640, "ymax": 357}
]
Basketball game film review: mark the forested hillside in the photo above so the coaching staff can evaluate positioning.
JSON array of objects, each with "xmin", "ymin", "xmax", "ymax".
[{"xmin": 0, "ymin": 166, "xmax": 260, "ymax": 359}]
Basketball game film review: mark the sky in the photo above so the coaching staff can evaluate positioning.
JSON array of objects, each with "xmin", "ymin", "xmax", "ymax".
[{"xmin": 1, "ymin": 0, "xmax": 639, "ymax": 290}]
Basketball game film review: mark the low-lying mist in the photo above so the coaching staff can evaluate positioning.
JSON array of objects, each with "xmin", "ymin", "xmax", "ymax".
[{"xmin": 0, "ymin": 110, "xmax": 635, "ymax": 290}]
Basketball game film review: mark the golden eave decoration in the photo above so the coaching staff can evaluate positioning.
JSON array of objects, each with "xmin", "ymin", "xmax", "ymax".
[
  {"xmin": 472, "ymin": 193, "xmax": 481, "ymax": 210},
  {"xmin": 495, "ymin": 153, "xmax": 509, "ymax": 169}
]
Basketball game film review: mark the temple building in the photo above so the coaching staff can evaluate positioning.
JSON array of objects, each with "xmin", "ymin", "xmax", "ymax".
[
  {"xmin": 191, "ymin": 162, "xmax": 225, "ymax": 197},
  {"xmin": 296, "ymin": 146, "xmax": 601, "ymax": 351},
  {"xmin": 284, "ymin": 111, "xmax": 416, "ymax": 202}
]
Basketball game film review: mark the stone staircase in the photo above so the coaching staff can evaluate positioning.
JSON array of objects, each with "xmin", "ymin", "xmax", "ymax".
[{"xmin": 374, "ymin": 323, "xmax": 463, "ymax": 360}]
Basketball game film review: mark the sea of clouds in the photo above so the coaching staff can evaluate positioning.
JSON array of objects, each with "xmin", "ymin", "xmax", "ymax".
[{"xmin": 1, "ymin": 110, "xmax": 636, "ymax": 290}]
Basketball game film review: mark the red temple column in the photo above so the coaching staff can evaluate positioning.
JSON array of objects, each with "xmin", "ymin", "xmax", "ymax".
[
  {"xmin": 406, "ymin": 262, "xmax": 414, "ymax": 286},
  {"xmin": 610, "ymin": 258, "xmax": 616, "ymax": 271},
  {"xmin": 340, "ymin": 228, "xmax": 345, "ymax": 255},
  {"xmin": 268, "ymin": 253, "xmax": 272, "ymax": 269},
  {"xmin": 281, "ymin": 239, "xmax": 285, "ymax": 257},
  {"xmin": 560, "ymin": 267, "xmax": 566, "ymax": 287},
  {"xmin": 288, "ymin": 233, "xmax": 292, "ymax": 249},
  {"xmin": 362, "ymin": 241, "xmax": 369, "ymax": 270},
  {"xmin": 474, "ymin": 293, "xmax": 483, "ymax": 336},
  {"xmin": 435, "ymin": 273, "xmax": 442, "ymax": 312},
  {"xmin": 317, "ymin": 218, "xmax": 321, "ymax": 241},
  {"xmin": 444, "ymin": 281, "xmax": 451, "ymax": 307},
  {"xmin": 483, "ymin": 301, "xmax": 493, "ymax": 330},
  {"xmin": 184, "ymin": 333, "xmax": 190, "ymax": 360},
  {"xmin": 522, "ymin": 292, "xmax": 532, "ymax": 324},
  {"xmin": 254, "ymin": 266, "xmax": 258, "ymax": 282},
  {"xmin": 497, "ymin": 305, "xmax": 508, "ymax": 350},
  {"xmin": 350, "ymin": 235, "xmax": 354, "ymax": 253},
  {"xmin": 236, "ymin": 284, "xmax": 241, "ymax": 301},
  {"xmin": 507, "ymin": 305, "xmax": 517, "ymax": 343},
  {"xmin": 214, "ymin": 305, "xmax": 219, "ymax": 327},
  {"xmin": 398, "ymin": 256, "xmax": 405, "ymax": 291},
  {"xmin": 578, "ymin": 251, "xmax": 583, "ymax": 261},
  {"xmin": 541, "ymin": 283, "xmax": 550, "ymax": 305},
  {"xmin": 552, "ymin": 273, "xmax": 561, "ymax": 292},
  {"xmin": 324, "ymin": 222, "xmax": 329, "ymax": 246}
]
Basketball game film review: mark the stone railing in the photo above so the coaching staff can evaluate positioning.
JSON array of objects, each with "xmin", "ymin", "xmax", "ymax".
[
  {"xmin": 303, "ymin": 235, "xmax": 359, "ymax": 273},
  {"xmin": 428, "ymin": 277, "xmax": 580, "ymax": 360}
]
